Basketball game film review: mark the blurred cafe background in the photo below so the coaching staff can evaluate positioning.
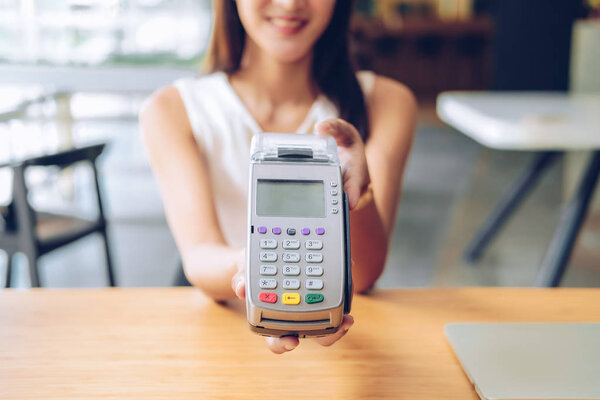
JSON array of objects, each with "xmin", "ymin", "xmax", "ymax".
[{"xmin": 1, "ymin": 0, "xmax": 599, "ymax": 289}]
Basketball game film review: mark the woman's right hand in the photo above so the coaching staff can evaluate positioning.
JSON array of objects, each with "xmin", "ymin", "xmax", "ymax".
[
  {"xmin": 231, "ymin": 249, "xmax": 247, "ymax": 299},
  {"xmin": 231, "ymin": 251, "xmax": 354, "ymax": 354}
]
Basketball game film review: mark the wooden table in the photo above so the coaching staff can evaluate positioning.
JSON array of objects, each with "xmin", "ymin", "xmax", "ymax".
[{"xmin": 2, "ymin": 288, "xmax": 599, "ymax": 399}]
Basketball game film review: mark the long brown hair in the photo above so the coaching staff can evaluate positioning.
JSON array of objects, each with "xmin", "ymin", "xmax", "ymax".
[{"xmin": 204, "ymin": 0, "xmax": 369, "ymax": 140}]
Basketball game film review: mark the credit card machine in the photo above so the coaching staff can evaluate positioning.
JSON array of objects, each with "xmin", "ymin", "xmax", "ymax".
[{"xmin": 246, "ymin": 133, "xmax": 352, "ymax": 338}]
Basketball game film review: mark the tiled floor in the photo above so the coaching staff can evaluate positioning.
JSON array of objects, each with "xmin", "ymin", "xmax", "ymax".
[{"xmin": 2, "ymin": 118, "xmax": 599, "ymax": 289}]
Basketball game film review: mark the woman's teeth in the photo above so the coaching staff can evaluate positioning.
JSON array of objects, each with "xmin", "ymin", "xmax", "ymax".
[{"xmin": 271, "ymin": 18, "xmax": 305, "ymax": 28}]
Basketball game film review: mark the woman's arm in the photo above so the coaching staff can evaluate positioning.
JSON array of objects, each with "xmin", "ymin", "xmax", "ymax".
[
  {"xmin": 347, "ymin": 76, "xmax": 417, "ymax": 292},
  {"xmin": 139, "ymin": 86, "xmax": 242, "ymax": 301}
]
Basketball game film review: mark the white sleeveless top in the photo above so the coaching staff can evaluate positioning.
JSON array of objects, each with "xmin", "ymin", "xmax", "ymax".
[{"xmin": 174, "ymin": 71, "xmax": 375, "ymax": 248}]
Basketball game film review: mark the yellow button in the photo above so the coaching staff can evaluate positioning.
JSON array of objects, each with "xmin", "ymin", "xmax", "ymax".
[{"xmin": 282, "ymin": 293, "xmax": 301, "ymax": 305}]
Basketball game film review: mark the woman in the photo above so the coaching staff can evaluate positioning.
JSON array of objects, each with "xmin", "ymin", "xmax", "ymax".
[{"xmin": 140, "ymin": 0, "xmax": 416, "ymax": 353}]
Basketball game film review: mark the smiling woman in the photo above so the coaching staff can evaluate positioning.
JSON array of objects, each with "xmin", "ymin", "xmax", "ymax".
[
  {"xmin": 139, "ymin": 0, "xmax": 416, "ymax": 354},
  {"xmin": 205, "ymin": 0, "xmax": 370, "ymax": 139}
]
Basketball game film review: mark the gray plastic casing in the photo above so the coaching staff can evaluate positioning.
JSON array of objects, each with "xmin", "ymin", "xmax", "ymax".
[{"xmin": 245, "ymin": 133, "xmax": 351, "ymax": 338}]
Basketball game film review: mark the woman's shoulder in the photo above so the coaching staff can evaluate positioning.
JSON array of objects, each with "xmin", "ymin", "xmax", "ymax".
[
  {"xmin": 363, "ymin": 74, "xmax": 418, "ymax": 142},
  {"xmin": 356, "ymin": 70, "xmax": 416, "ymax": 111},
  {"xmin": 139, "ymin": 85, "xmax": 189, "ymax": 135},
  {"xmin": 174, "ymin": 71, "xmax": 227, "ymax": 94},
  {"xmin": 141, "ymin": 72, "xmax": 228, "ymax": 123},
  {"xmin": 364, "ymin": 74, "xmax": 417, "ymax": 118},
  {"xmin": 370, "ymin": 74, "xmax": 416, "ymax": 108}
]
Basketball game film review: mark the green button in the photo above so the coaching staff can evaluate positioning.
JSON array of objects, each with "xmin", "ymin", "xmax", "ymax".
[{"xmin": 305, "ymin": 294, "xmax": 324, "ymax": 304}]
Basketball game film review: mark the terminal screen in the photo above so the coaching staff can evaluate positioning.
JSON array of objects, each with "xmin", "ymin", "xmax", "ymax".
[{"xmin": 256, "ymin": 179, "xmax": 325, "ymax": 217}]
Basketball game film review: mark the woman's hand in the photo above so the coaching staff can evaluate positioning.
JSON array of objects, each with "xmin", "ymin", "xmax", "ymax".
[
  {"xmin": 231, "ymin": 251, "xmax": 354, "ymax": 354},
  {"xmin": 315, "ymin": 119, "xmax": 371, "ymax": 210}
]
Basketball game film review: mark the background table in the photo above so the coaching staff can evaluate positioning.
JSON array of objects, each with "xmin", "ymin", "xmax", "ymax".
[
  {"xmin": 437, "ymin": 92, "xmax": 600, "ymax": 287},
  {"xmin": 0, "ymin": 64, "xmax": 196, "ymax": 93},
  {"xmin": 2, "ymin": 287, "xmax": 600, "ymax": 399}
]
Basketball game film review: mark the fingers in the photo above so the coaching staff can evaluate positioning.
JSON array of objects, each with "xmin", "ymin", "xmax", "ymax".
[
  {"xmin": 266, "ymin": 336, "xmax": 300, "ymax": 354},
  {"xmin": 264, "ymin": 315, "xmax": 354, "ymax": 354},
  {"xmin": 231, "ymin": 273, "xmax": 245, "ymax": 299},
  {"xmin": 230, "ymin": 248, "xmax": 246, "ymax": 299},
  {"xmin": 315, "ymin": 119, "xmax": 359, "ymax": 147},
  {"xmin": 316, "ymin": 119, "xmax": 367, "ymax": 210},
  {"xmin": 314, "ymin": 315, "xmax": 354, "ymax": 347},
  {"xmin": 344, "ymin": 175, "xmax": 362, "ymax": 210}
]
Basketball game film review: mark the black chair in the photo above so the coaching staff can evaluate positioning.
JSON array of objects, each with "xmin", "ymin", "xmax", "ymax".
[{"xmin": 0, "ymin": 143, "xmax": 116, "ymax": 288}]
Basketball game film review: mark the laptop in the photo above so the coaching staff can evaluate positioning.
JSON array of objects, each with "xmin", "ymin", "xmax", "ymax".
[{"xmin": 445, "ymin": 323, "xmax": 600, "ymax": 400}]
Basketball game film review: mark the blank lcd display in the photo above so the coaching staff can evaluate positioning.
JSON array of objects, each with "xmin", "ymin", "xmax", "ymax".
[{"xmin": 256, "ymin": 179, "xmax": 325, "ymax": 217}]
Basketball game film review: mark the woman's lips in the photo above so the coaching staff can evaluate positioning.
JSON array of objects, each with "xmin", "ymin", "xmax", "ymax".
[{"xmin": 267, "ymin": 16, "xmax": 308, "ymax": 35}]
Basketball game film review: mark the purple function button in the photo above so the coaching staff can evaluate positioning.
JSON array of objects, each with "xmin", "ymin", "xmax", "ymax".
[
  {"xmin": 316, "ymin": 227, "xmax": 325, "ymax": 235},
  {"xmin": 301, "ymin": 228, "xmax": 310, "ymax": 235},
  {"xmin": 258, "ymin": 226, "xmax": 267, "ymax": 234},
  {"xmin": 272, "ymin": 227, "xmax": 282, "ymax": 235}
]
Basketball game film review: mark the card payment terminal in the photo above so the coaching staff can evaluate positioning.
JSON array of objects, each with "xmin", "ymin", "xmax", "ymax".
[{"xmin": 246, "ymin": 133, "xmax": 352, "ymax": 338}]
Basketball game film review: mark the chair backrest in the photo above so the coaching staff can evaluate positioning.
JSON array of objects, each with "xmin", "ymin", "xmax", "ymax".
[{"xmin": 1, "ymin": 143, "xmax": 107, "ymax": 236}]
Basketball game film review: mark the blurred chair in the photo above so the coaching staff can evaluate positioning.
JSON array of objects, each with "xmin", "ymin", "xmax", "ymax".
[{"xmin": 0, "ymin": 143, "xmax": 116, "ymax": 288}]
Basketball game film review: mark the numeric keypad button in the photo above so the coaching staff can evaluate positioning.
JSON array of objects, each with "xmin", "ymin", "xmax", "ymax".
[
  {"xmin": 282, "ymin": 265, "xmax": 300, "ymax": 276},
  {"xmin": 282, "ymin": 279, "xmax": 300, "ymax": 290},
  {"xmin": 305, "ymin": 240, "xmax": 323, "ymax": 250},
  {"xmin": 259, "ymin": 278, "xmax": 277, "ymax": 289},
  {"xmin": 259, "ymin": 239, "xmax": 277, "ymax": 249},
  {"xmin": 305, "ymin": 252, "xmax": 323, "ymax": 263},
  {"xmin": 282, "ymin": 252, "xmax": 300, "ymax": 263},
  {"xmin": 259, "ymin": 252, "xmax": 277, "ymax": 262},
  {"xmin": 306, "ymin": 279, "xmax": 324, "ymax": 290},
  {"xmin": 259, "ymin": 265, "xmax": 277, "ymax": 276},
  {"xmin": 282, "ymin": 239, "xmax": 300, "ymax": 250},
  {"xmin": 305, "ymin": 266, "xmax": 323, "ymax": 276}
]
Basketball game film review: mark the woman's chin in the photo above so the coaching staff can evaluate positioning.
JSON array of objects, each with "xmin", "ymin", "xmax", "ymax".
[{"xmin": 265, "ymin": 47, "xmax": 312, "ymax": 65}]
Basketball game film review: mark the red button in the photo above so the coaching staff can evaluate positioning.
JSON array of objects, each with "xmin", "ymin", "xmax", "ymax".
[{"xmin": 259, "ymin": 292, "xmax": 277, "ymax": 303}]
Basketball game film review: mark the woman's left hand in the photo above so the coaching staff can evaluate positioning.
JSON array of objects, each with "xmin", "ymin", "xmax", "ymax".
[
  {"xmin": 315, "ymin": 119, "xmax": 370, "ymax": 210},
  {"xmin": 231, "ymin": 250, "xmax": 355, "ymax": 354}
]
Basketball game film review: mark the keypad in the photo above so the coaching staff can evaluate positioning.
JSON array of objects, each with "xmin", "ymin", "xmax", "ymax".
[
  {"xmin": 305, "ymin": 252, "xmax": 323, "ymax": 263},
  {"xmin": 306, "ymin": 279, "xmax": 323, "ymax": 290},
  {"xmin": 282, "ymin": 279, "xmax": 300, "ymax": 290},
  {"xmin": 305, "ymin": 293, "xmax": 323, "ymax": 304},
  {"xmin": 282, "ymin": 265, "xmax": 300, "ymax": 276},
  {"xmin": 306, "ymin": 266, "xmax": 323, "ymax": 276},
  {"xmin": 259, "ymin": 278, "xmax": 277, "ymax": 289},
  {"xmin": 283, "ymin": 252, "xmax": 300, "ymax": 263},
  {"xmin": 282, "ymin": 239, "xmax": 300, "ymax": 250},
  {"xmin": 305, "ymin": 240, "xmax": 323, "ymax": 250},
  {"xmin": 255, "ymin": 227, "xmax": 328, "ymax": 305},
  {"xmin": 260, "ymin": 239, "xmax": 277, "ymax": 249},
  {"xmin": 260, "ymin": 265, "xmax": 277, "ymax": 276},
  {"xmin": 259, "ymin": 292, "xmax": 277, "ymax": 303},
  {"xmin": 282, "ymin": 293, "xmax": 301, "ymax": 305},
  {"xmin": 259, "ymin": 252, "xmax": 277, "ymax": 262}
]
